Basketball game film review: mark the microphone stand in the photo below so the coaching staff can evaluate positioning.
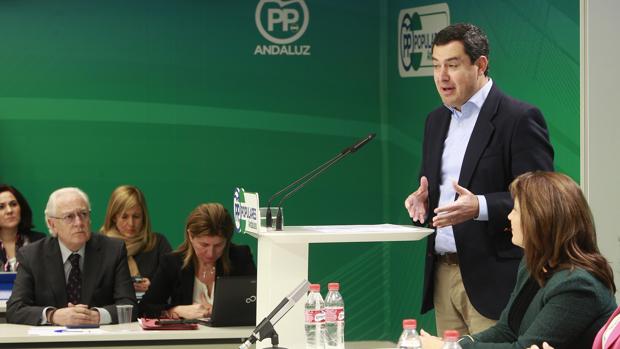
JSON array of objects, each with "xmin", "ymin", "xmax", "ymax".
[
  {"xmin": 256, "ymin": 321, "xmax": 286, "ymax": 349},
  {"xmin": 268, "ymin": 133, "xmax": 376, "ymax": 230},
  {"xmin": 274, "ymin": 151, "xmax": 346, "ymax": 230},
  {"xmin": 239, "ymin": 280, "xmax": 310, "ymax": 349},
  {"xmin": 265, "ymin": 147, "xmax": 350, "ymax": 228},
  {"xmin": 265, "ymin": 133, "xmax": 376, "ymax": 230}
]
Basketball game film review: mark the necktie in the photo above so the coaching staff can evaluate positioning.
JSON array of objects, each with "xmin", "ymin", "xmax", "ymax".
[{"xmin": 66, "ymin": 253, "xmax": 82, "ymax": 304}]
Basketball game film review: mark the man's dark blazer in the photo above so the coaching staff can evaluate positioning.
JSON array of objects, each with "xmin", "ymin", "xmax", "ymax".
[
  {"xmin": 419, "ymin": 83, "xmax": 554, "ymax": 319},
  {"xmin": 138, "ymin": 244, "xmax": 256, "ymax": 318},
  {"xmin": 6, "ymin": 233, "xmax": 137, "ymax": 325}
]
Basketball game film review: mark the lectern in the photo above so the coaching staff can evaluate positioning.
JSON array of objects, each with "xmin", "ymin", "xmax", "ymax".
[{"xmin": 247, "ymin": 224, "xmax": 432, "ymax": 349}]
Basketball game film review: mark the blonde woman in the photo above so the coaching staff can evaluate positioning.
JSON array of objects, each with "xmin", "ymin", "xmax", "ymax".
[
  {"xmin": 139, "ymin": 203, "xmax": 256, "ymax": 319},
  {"xmin": 100, "ymin": 185, "xmax": 171, "ymax": 292}
]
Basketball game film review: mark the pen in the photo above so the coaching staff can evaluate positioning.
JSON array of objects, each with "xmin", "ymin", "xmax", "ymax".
[{"xmin": 54, "ymin": 329, "xmax": 88, "ymax": 333}]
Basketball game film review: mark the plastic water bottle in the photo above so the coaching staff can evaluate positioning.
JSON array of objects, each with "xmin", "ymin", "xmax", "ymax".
[
  {"xmin": 397, "ymin": 319, "xmax": 422, "ymax": 349},
  {"xmin": 305, "ymin": 284, "xmax": 326, "ymax": 349},
  {"xmin": 325, "ymin": 282, "xmax": 345, "ymax": 349},
  {"xmin": 442, "ymin": 330, "xmax": 462, "ymax": 349}
]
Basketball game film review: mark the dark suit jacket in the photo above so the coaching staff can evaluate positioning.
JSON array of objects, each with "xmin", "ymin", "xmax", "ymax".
[
  {"xmin": 460, "ymin": 260, "xmax": 616, "ymax": 349},
  {"xmin": 6, "ymin": 234, "xmax": 137, "ymax": 325},
  {"xmin": 134, "ymin": 233, "xmax": 172, "ymax": 280},
  {"xmin": 420, "ymin": 84, "xmax": 554, "ymax": 319},
  {"xmin": 138, "ymin": 244, "xmax": 256, "ymax": 317}
]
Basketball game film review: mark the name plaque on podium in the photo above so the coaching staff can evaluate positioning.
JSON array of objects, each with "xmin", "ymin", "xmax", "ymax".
[
  {"xmin": 233, "ymin": 187, "xmax": 261, "ymax": 234},
  {"xmin": 233, "ymin": 187, "xmax": 283, "ymax": 234}
]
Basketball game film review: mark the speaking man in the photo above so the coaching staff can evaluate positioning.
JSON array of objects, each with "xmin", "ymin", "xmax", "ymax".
[{"xmin": 404, "ymin": 23, "xmax": 554, "ymax": 335}]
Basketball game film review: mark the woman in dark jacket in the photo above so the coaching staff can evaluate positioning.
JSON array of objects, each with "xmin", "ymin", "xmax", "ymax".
[
  {"xmin": 100, "ymin": 185, "xmax": 172, "ymax": 293},
  {"xmin": 421, "ymin": 172, "xmax": 617, "ymax": 349},
  {"xmin": 139, "ymin": 203, "xmax": 256, "ymax": 319},
  {"xmin": 0, "ymin": 185, "xmax": 45, "ymax": 271}
]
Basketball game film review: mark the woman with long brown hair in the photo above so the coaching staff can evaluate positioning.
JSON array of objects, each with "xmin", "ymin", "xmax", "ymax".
[
  {"xmin": 139, "ymin": 203, "xmax": 256, "ymax": 319},
  {"xmin": 421, "ymin": 172, "xmax": 616, "ymax": 349}
]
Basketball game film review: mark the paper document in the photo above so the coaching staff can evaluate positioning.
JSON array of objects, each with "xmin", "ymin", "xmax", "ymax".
[{"xmin": 28, "ymin": 326, "xmax": 108, "ymax": 335}]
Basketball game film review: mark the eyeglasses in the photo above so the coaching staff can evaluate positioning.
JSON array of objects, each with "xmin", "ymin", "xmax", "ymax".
[{"xmin": 49, "ymin": 209, "xmax": 91, "ymax": 224}]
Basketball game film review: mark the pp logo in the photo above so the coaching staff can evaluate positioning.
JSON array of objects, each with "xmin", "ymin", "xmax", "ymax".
[
  {"xmin": 233, "ymin": 188, "xmax": 246, "ymax": 234},
  {"xmin": 400, "ymin": 13, "xmax": 422, "ymax": 72},
  {"xmin": 255, "ymin": 0, "xmax": 309, "ymax": 45},
  {"xmin": 254, "ymin": 0, "xmax": 311, "ymax": 55},
  {"xmin": 398, "ymin": 3, "xmax": 450, "ymax": 77}
]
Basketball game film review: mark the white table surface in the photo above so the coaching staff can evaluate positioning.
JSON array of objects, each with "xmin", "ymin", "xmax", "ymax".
[{"xmin": 0, "ymin": 322, "xmax": 252, "ymax": 346}]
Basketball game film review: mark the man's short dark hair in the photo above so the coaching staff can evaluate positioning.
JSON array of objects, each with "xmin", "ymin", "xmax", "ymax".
[{"xmin": 432, "ymin": 23, "xmax": 489, "ymax": 76}]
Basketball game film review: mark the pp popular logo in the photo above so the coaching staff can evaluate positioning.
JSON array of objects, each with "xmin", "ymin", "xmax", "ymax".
[
  {"xmin": 233, "ymin": 188, "xmax": 246, "ymax": 234},
  {"xmin": 254, "ymin": 0, "xmax": 311, "ymax": 56},
  {"xmin": 398, "ymin": 3, "xmax": 450, "ymax": 77}
]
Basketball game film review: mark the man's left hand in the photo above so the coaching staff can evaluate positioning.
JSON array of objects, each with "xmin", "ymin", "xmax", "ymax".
[{"xmin": 432, "ymin": 181, "xmax": 479, "ymax": 228}]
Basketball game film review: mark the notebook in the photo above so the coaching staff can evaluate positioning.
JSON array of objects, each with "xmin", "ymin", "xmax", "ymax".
[
  {"xmin": 0, "ymin": 272, "xmax": 17, "ymax": 300},
  {"xmin": 200, "ymin": 275, "xmax": 257, "ymax": 327}
]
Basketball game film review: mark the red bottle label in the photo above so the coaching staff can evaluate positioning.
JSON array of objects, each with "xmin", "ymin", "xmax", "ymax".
[
  {"xmin": 305, "ymin": 310, "xmax": 326, "ymax": 323},
  {"xmin": 325, "ymin": 307, "xmax": 344, "ymax": 322}
]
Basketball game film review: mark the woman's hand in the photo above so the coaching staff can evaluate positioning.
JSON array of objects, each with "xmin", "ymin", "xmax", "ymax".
[
  {"xmin": 419, "ymin": 329, "xmax": 445, "ymax": 349},
  {"xmin": 198, "ymin": 292, "xmax": 213, "ymax": 317},
  {"xmin": 528, "ymin": 343, "xmax": 554, "ymax": 349},
  {"xmin": 133, "ymin": 277, "xmax": 151, "ymax": 292},
  {"xmin": 168, "ymin": 303, "xmax": 211, "ymax": 320}
]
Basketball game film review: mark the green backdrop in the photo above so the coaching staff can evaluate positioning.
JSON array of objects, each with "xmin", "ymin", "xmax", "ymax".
[{"xmin": 0, "ymin": 0, "xmax": 579, "ymax": 341}]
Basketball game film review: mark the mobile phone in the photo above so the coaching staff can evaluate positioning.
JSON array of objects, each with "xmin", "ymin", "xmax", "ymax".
[
  {"xmin": 132, "ymin": 276, "xmax": 145, "ymax": 283},
  {"xmin": 155, "ymin": 319, "xmax": 199, "ymax": 325},
  {"xmin": 66, "ymin": 323, "xmax": 100, "ymax": 329}
]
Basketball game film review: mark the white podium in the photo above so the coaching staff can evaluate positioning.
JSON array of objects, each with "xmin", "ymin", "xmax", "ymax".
[{"xmin": 247, "ymin": 224, "xmax": 432, "ymax": 349}]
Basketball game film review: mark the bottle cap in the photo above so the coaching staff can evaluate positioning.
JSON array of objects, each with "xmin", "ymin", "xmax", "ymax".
[
  {"xmin": 309, "ymin": 284, "xmax": 321, "ymax": 292},
  {"xmin": 402, "ymin": 319, "xmax": 417, "ymax": 329},
  {"xmin": 443, "ymin": 330, "xmax": 459, "ymax": 341},
  {"xmin": 328, "ymin": 282, "xmax": 340, "ymax": 291}
]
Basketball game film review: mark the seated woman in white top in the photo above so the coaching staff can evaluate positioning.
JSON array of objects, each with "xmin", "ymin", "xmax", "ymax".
[{"xmin": 138, "ymin": 203, "xmax": 256, "ymax": 319}]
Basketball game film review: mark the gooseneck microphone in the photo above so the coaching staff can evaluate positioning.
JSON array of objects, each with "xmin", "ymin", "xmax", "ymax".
[
  {"xmin": 264, "ymin": 143, "xmax": 351, "ymax": 228},
  {"xmin": 239, "ymin": 280, "xmax": 310, "ymax": 349},
  {"xmin": 265, "ymin": 133, "xmax": 376, "ymax": 230}
]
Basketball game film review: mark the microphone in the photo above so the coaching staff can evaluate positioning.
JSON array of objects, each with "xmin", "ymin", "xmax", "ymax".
[
  {"xmin": 239, "ymin": 280, "xmax": 310, "ymax": 349},
  {"xmin": 349, "ymin": 132, "xmax": 375, "ymax": 152},
  {"xmin": 265, "ymin": 133, "xmax": 376, "ymax": 230}
]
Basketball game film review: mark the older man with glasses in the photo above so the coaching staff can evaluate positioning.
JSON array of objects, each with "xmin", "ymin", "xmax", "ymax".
[{"xmin": 6, "ymin": 187, "xmax": 136, "ymax": 326}]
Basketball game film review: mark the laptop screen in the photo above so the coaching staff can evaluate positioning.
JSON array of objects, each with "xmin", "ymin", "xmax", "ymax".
[
  {"xmin": 202, "ymin": 275, "xmax": 256, "ymax": 327},
  {"xmin": 0, "ymin": 272, "xmax": 17, "ymax": 300}
]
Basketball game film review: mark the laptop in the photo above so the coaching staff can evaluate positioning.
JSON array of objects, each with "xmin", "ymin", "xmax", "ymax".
[
  {"xmin": 200, "ymin": 275, "xmax": 257, "ymax": 327},
  {"xmin": 0, "ymin": 272, "xmax": 17, "ymax": 300}
]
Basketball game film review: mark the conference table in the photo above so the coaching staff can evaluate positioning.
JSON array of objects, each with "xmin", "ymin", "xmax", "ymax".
[
  {"xmin": 0, "ymin": 322, "xmax": 397, "ymax": 349},
  {"xmin": 0, "ymin": 322, "xmax": 253, "ymax": 348}
]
